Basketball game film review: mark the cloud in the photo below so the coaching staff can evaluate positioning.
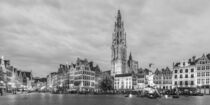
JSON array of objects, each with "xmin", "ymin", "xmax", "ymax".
[{"xmin": 1, "ymin": 0, "xmax": 210, "ymax": 76}]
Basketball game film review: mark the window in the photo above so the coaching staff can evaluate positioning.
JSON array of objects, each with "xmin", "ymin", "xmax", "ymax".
[
  {"xmin": 185, "ymin": 74, "xmax": 188, "ymax": 78},
  {"xmin": 191, "ymin": 81, "xmax": 194, "ymax": 85},
  {"xmin": 197, "ymin": 79, "xmax": 200, "ymax": 84},
  {"xmin": 175, "ymin": 70, "xmax": 178, "ymax": 73},
  {"xmin": 180, "ymin": 81, "xmax": 183, "ymax": 85},
  {"xmin": 191, "ymin": 74, "xmax": 194, "ymax": 78},
  {"xmin": 180, "ymin": 69, "xmax": 183, "ymax": 73},
  {"xmin": 197, "ymin": 67, "xmax": 201, "ymax": 70},
  {"xmin": 207, "ymin": 66, "xmax": 210, "ymax": 70},
  {"xmin": 185, "ymin": 69, "xmax": 188, "ymax": 73},
  {"xmin": 185, "ymin": 81, "xmax": 188, "ymax": 86},
  {"xmin": 202, "ymin": 72, "xmax": 205, "ymax": 77},
  {"xmin": 175, "ymin": 81, "xmax": 177, "ymax": 85},
  {"xmin": 202, "ymin": 79, "xmax": 205, "ymax": 84},
  {"xmin": 198, "ymin": 72, "xmax": 201, "ymax": 77},
  {"xmin": 206, "ymin": 72, "xmax": 209, "ymax": 76},
  {"xmin": 191, "ymin": 69, "xmax": 194, "ymax": 72},
  {"xmin": 202, "ymin": 66, "xmax": 205, "ymax": 70},
  {"xmin": 180, "ymin": 75, "xmax": 183, "ymax": 78},
  {"xmin": 174, "ymin": 75, "xmax": 177, "ymax": 79},
  {"xmin": 206, "ymin": 78, "xmax": 210, "ymax": 84}
]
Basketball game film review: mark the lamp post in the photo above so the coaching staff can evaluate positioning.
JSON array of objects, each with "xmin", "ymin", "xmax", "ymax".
[{"xmin": 198, "ymin": 84, "xmax": 202, "ymax": 93}]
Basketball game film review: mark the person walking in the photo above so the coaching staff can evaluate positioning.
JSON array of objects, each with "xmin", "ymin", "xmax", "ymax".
[{"xmin": 0, "ymin": 88, "xmax": 3, "ymax": 96}]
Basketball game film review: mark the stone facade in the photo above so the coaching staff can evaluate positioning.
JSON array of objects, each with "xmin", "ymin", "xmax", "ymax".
[
  {"xmin": 74, "ymin": 58, "xmax": 95, "ymax": 91},
  {"xmin": 196, "ymin": 54, "xmax": 210, "ymax": 88},
  {"xmin": 135, "ymin": 69, "xmax": 150, "ymax": 90},
  {"xmin": 111, "ymin": 10, "xmax": 127, "ymax": 76},
  {"xmin": 154, "ymin": 67, "xmax": 172, "ymax": 90},
  {"xmin": 0, "ymin": 56, "xmax": 33, "ymax": 91},
  {"xmin": 46, "ymin": 58, "xmax": 100, "ymax": 92},
  {"xmin": 111, "ymin": 10, "xmax": 140, "ymax": 91},
  {"xmin": 127, "ymin": 53, "xmax": 139, "ymax": 74}
]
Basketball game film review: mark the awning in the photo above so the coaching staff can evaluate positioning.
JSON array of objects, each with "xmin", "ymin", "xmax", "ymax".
[{"xmin": 0, "ymin": 82, "xmax": 5, "ymax": 88}]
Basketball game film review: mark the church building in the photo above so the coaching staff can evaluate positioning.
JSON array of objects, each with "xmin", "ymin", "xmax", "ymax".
[
  {"xmin": 111, "ymin": 10, "xmax": 139, "ymax": 90},
  {"xmin": 111, "ymin": 10, "xmax": 139, "ymax": 77}
]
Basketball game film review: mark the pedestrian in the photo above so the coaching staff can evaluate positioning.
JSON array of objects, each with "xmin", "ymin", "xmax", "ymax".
[{"xmin": 0, "ymin": 89, "xmax": 3, "ymax": 96}]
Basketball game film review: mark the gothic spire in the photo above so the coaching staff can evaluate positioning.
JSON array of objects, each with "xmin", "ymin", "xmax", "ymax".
[
  {"xmin": 115, "ymin": 10, "xmax": 124, "ymax": 29},
  {"xmin": 117, "ymin": 10, "xmax": 121, "ymax": 23},
  {"xmin": 129, "ymin": 52, "xmax": 132, "ymax": 60}
]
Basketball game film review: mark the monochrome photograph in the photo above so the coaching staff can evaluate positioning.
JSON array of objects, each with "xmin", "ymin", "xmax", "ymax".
[{"xmin": 0, "ymin": 0, "xmax": 210, "ymax": 105}]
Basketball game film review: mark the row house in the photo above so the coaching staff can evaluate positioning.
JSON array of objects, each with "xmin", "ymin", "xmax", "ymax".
[
  {"xmin": 114, "ymin": 68, "xmax": 153, "ymax": 91},
  {"xmin": 196, "ymin": 54, "xmax": 210, "ymax": 88},
  {"xmin": 57, "ymin": 64, "xmax": 69, "ymax": 91},
  {"xmin": 68, "ymin": 63, "xmax": 76, "ymax": 90},
  {"xmin": 46, "ymin": 72, "xmax": 57, "ymax": 91},
  {"xmin": 74, "ymin": 58, "xmax": 95, "ymax": 91},
  {"xmin": 0, "ymin": 56, "xmax": 33, "ymax": 91},
  {"xmin": 172, "ymin": 57, "xmax": 197, "ymax": 88},
  {"xmin": 135, "ymin": 68, "xmax": 150, "ymax": 90},
  {"xmin": 33, "ymin": 77, "xmax": 47, "ymax": 91},
  {"xmin": 153, "ymin": 67, "xmax": 172, "ymax": 90},
  {"xmin": 46, "ymin": 58, "xmax": 100, "ymax": 92}
]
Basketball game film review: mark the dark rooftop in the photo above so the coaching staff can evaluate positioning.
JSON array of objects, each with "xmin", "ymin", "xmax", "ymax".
[{"xmin": 115, "ymin": 73, "xmax": 132, "ymax": 77}]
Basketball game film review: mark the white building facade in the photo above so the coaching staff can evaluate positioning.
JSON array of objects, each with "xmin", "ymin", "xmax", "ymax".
[
  {"xmin": 172, "ymin": 58, "xmax": 197, "ymax": 88},
  {"xmin": 114, "ymin": 74, "xmax": 134, "ymax": 90}
]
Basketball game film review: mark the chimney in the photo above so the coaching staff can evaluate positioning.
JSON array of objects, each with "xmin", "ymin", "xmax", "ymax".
[{"xmin": 192, "ymin": 56, "xmax": 196, "ymax": 62}]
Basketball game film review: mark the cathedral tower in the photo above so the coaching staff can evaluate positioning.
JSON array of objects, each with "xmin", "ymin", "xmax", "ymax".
[{"xmin": 111, "ymin": 10, "xmax": 127, "ymax": 76}]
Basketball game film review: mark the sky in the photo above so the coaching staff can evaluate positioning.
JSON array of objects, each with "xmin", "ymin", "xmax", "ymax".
[{"xmin": 1, "ymin": 0, "xmax": 210, "ymax": 77}]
